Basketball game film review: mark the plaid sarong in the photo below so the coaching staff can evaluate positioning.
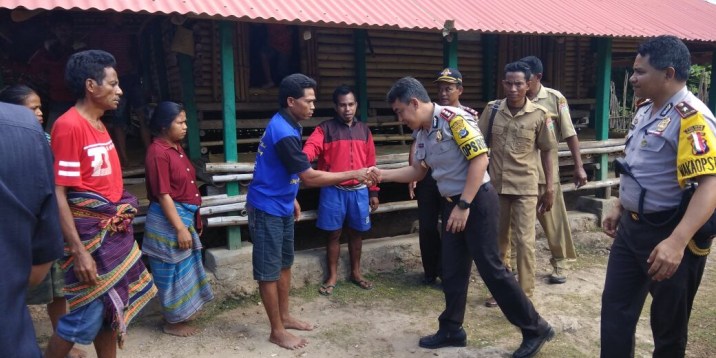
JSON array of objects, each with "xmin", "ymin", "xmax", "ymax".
[{"xmin": 59, "ymin": 190, "xmax": 157, "ymax": 346}]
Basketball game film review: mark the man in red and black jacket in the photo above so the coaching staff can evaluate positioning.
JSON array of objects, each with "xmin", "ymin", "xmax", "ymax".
[{"xmin": 303, "ymin": 85, "xmax": 379, "ymax": 296}]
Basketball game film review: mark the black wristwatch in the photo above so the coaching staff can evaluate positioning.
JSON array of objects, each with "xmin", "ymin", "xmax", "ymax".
[{"xmin": 457, "ymin": 199, "xmax": 471, "ymax": 210}]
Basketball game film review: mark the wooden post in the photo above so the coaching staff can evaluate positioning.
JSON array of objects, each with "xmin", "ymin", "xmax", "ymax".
[
  {"xmin": 443, "ymin": 32, "xmax": 458, "ymax": 68},
  {"xmin": 220, "ymin": 21, "xmax": 242, "ymax": 250},
  {"xmin": 482, "ymin": 34, "xmax": 498, "ymax": 101},
  {"xmin": 139, "ymin": 24, "xmax": 153, "ymax": 100},
  {"xmin": 152, "ymin": 20, "xmax": 169, "ymax": 101},
  {"xmin": 594, "ymin": 37, "xmax": 612, "ymax": 198},
  {"xmin": 178, "ymin": 54, "xmax": 201, "ymax": 161},
  {"xmin": 709, "ymin": 50, "xmax": 716, "ymax": 114},
  {"xmin": 353, "ymin": 29, "xmax": 368, "ymax": 122}
]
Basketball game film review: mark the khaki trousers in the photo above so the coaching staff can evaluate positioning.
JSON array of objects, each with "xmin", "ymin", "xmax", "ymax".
[
  {"xmin": 537, "ymin": 182, "xmax": 577, "ymax": 268},
  {"xmin": 498, "ymin": 194, "xmax": 537, "ymax": 297}
]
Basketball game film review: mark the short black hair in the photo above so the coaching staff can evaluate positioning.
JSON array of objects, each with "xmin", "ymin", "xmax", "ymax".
[
  {"xmin": 278, "ymin": 73, "xmax": 317, "ymax": 108},
  {"xmin": 149, "ymin": 101, "xmax": 184, "ymax": 136},
  {"xmin": 637, "ymin": 35, "xmax": 691, "ymax": 82},
  {"xmin": 504, "ymin": 61, "xmax": 532, "ymax": 81},
  {"xmin": 0, "ymin": 84, "xmax": 37, "ymax": 106},
  {"xmin": 65, "ymin": 50, "xmax": 117, "ymax": 100},
  {"xmin": 520, "ymin": 56, "xmax": 543, "ymax": 75},
  {"xmin": 386, "ymin": 77, "xmax": 430, "ymax": 104},
  {"xmin": 332, "ymin": 85, "xmax": 355, "ymax": 105}
]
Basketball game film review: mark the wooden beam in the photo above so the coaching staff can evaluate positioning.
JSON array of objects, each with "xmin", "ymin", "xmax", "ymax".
[
  {"xmin": 220, "ymin": 21, "xmax": 242, "ymax": 250},
  {"xmin": 594, "ymin": 37, "xmax": 613, "ymax": 198},
  {"xmin": 710, "ymin": 50, "xmax": 716, "ymax": 115},
  {"xmin": 443, "ymin": 32, "xmax": 458, "ymax": 68},
  {"xmin": 482, "ymin": 34, "xmax": 498, "ymax": 101},
  {"xmin": 152, "ymin": 20, "xmax": 169, "ymax": 100},
  {"xmin": 354, "ymin": 29, "xmax": 368, "ymax": 122},
  {"xmin": 178, "ymin": 53, "xmax": 201, "ymax": 161}
]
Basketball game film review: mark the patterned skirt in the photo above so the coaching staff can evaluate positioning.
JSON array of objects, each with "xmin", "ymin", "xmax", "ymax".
[{"xmin": 143, "ymin": 202, "xmax": 214, "ymax": 323}]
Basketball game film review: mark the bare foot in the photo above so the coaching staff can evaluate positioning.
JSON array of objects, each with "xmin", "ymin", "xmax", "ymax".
[
  {"xmin": 162, "ymin": 322, "xmax": 199, "ymax": 337},
  {"xmin": 282, "ymin": 315, "xmax": 315, "ymax": 331},
  {"xmin": 67, "ymin": 347, "xmax": 88, "ymax": 358},
  {"xmin": 269, "ymin": 330, "xmax": 308, "ymax": 350}
]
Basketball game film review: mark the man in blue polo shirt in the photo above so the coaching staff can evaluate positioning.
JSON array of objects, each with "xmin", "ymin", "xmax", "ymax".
[
  {"xmin": 0, "ymin": 102, "xmax": 64, "ymax": 357},
  {"xmin": 247, "ymin": 73, "xmax": 377, "ymax": 350}
]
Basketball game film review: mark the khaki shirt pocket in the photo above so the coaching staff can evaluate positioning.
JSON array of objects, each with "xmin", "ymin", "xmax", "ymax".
[
  {"xmin": 512, "ymin": 128, "xmax": 536, "ymax": 153},
  {"xmin": 490, "ymin": 124, "xmax": 506, "ymax": 147}
]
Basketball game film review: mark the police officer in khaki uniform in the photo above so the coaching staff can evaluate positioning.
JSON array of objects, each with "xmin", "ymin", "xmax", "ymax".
[
  {"xmin": 408, "ymin": 68, "xmax": 479, "ymax": 285},
  {"xmin": 379, "ymin": 77, "xmax": 554, "ymax": 358},
  {"xmin": 520, "ymin": 56, "xmax": 584, "ymax": 284},
  {"xmin": 601, "ymin": 35, "xmax": 716, "ymax": 357},
  {"xmin": 478, "ymin": 61, "xmax": 557, "ymax": 299}
]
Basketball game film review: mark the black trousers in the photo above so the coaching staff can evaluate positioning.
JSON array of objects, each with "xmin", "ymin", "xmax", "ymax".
[
  {"xmin": 416, "ymin": 169, "xmax": 443, "ymax": 280},
  {"xmin": 438, "ymin": 182, "xmax": 545, "ymax": 338},
  {"xmin": 601, "ymin": 211, "xmax": 708, "ymax": 358}
]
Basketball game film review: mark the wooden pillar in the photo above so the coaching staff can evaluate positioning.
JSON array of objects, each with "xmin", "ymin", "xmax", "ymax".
[
  {"xmin": 353, "ymin": 29, "xmax": 368, "ymax": 122},
  {"xmin": 594, "ymin": 37, "xmax": 612, "ymax": 198},
  {"xmin": 139, "ymin": 33, "xmax": 153, "ymax": 99},
  {"xmin": 220, "ymin": 21, "xmax": 242, "ymax": 250},
  {"xmin": 482, "ymin": 34, "xmax": 498, "ymax": 101},
  {"xmin": 709, "ymin": 50, "xmax": 716, "ymax": 114},
  {"xmin": 152, "ymin": 20, "xmax": 169, "ymax": 101},
  {"xmin": 443, "ymin": 32, "xmax": 458, "ymax": 68},
  {"xmin": 177, "ymin": 54, "xmax": 201, "ymax": 161}
]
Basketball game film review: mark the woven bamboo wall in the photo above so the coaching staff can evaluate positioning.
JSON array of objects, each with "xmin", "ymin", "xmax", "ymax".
[{"xmin": 495, "ymin": 34, "xmax": 594, "ymax": 100}]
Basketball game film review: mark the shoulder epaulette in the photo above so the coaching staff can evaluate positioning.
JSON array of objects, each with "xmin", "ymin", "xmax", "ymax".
[
  {"xmin": 533, "ymin": 102, "xmax": 550, "ymax": 114},
  {"xmin": 544, "ymin": 87, "xmax": 565, "ymax": 98},
  {"xmin": 460, "ymin": 105, "xmax": 479, "ymax": 118},
  {"xmin": 675, "ymin": 101, "xmax": 698, "ymax": 119},
  {"xmin": 439, "ymin": 108, "xmax": 457, "ymax": 122},
  {"xmin": 636, "ymin": 98, "xmax": 653, "ymax": 108}
]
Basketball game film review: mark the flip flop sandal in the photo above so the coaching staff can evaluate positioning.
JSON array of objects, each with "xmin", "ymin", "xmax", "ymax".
[
  {"xmin": 350, "ymin": 278, "xmax": 373, "ymax": 290},
  {"xmin": 319, "ymin": 284, "xmax": 336, "ymax": 296}
]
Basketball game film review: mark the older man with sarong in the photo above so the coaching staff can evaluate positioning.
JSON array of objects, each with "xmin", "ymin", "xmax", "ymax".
[{"xmin": 45, "ymin": 50, "xmax": 156, "ymax": 358}]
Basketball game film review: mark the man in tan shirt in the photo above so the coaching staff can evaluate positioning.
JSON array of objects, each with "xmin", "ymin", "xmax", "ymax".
[
  {"xmin": 478, "ymin": 61, "xmax": 557, "ymax": 299},
  {"xmin": 520, "ymin": 56, "xmax": 585, "ymax": 284}
]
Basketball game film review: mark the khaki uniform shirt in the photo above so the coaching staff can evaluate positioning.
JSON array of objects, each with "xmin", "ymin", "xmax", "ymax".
[
  {"xmin": 531, "ymin": 85, "xmax": 577, "ymax": 183},
  {"xmin": 478, "ymin": 99, "xmax": 557, "ymax": 195}
]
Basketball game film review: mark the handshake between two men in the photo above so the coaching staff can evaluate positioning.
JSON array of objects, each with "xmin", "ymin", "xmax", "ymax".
[{"xmin": 356, "ymin": 166, "xmax": 382, "ymax": 186}]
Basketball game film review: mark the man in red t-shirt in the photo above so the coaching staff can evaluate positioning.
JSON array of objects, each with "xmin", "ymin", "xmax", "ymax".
[{"xmin": 45, "ymin": 50, "xmax": 156, "ymax": 358}]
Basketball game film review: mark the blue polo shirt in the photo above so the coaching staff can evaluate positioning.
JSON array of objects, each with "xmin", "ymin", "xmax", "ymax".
[
  {"xmin": 0, "ymin": 103, "xmax": 63, "ymax": 358},
  {"xmin": 247, "ymin": 110, "xmax": 311, "ymax": 217}
]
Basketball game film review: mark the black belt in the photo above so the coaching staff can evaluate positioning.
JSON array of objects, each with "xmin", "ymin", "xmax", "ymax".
[
  {"xmin": 442, "ymin": 183, "xmax": 490, "ymax": 203},
  {"xmin": 625, "ymin": 209, "xmax": 713, "ymax": 256},
  {"xmin": 627, "ymin": 208, "xmax": 680, "ymax": 224}
]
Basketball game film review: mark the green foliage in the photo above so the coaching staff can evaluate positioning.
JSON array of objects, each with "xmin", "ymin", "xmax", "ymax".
[{"xmin": 688, "ymin": 64, "xmax": 711, "ymax": 99}]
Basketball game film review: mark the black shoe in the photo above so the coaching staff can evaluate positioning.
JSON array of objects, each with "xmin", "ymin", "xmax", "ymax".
[
  {"xmin": 548, "ymin": 268, "xmax": 567, "ymax": 284},
  {"xmin": 419, "ymin": 327, "xmax": 467, "ymax": 349},
  {"xmin": 512, "ymin": 325, "xmax": 555, "ymax": 358}
]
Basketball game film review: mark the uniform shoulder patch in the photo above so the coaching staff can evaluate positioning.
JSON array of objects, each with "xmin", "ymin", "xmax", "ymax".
[
  {"xmin": 460, "ymin": 105, "xmax": 479, "ymax": 118},
  {"xmin": 675, "ymin": 101, "xmax": 698, "ymax": 119},
  {"xmin": 439, "ymin": 108, "xmax": 457, "ymax": 121},
  {"xmin": 636, "ymin": 98, "xmax": 653, "ymax": 108}
]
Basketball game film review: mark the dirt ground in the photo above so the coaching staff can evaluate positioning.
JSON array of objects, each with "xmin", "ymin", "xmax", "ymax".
[{"xmin": 32, "ymin": 230, "xmax": 716, "ymax": 358}]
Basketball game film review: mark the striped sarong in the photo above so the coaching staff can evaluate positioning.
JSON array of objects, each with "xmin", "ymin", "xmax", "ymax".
[
  {"xmin": 60, "ymin": 191, "xmax": 157, "ymax": 346},
  {"xmin": 143, "ymin": 202, "xmax": 214, "ymax": 323}
]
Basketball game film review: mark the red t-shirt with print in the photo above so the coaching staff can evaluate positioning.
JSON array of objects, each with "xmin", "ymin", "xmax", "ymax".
[{"xmin": 51, "ymin": 107, "xmax": 124, "ymax": 202}]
